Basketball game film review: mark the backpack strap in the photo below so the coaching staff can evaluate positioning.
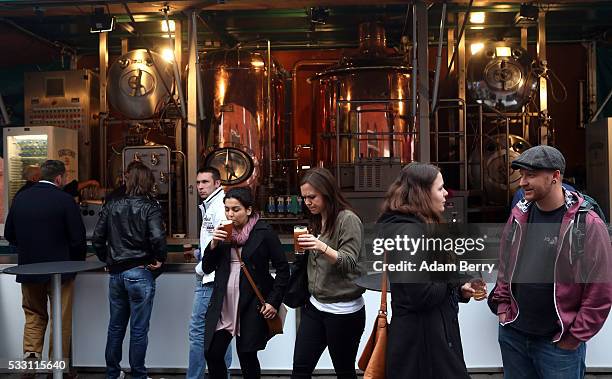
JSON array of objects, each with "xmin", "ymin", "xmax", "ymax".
[{"xmin": 570, "ymin": 203, "xmax": 592, "ymax": 265}]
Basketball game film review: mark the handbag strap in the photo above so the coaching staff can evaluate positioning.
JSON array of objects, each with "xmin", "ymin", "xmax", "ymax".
[
  {"xmin": 234, "ymin": 244, "xmax": 266, "ymax": 306},
  {"xmin": 379, "ymin": 252, "xmax": 388, "ymax": 315}
]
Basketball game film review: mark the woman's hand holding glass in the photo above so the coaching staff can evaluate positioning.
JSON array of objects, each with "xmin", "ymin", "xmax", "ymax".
[
  {"xmin": 460, "ymin": 278, "xmax": 488, "ymax": 301},
  {"xmin": 297, "ymin": 233, "xmax": 324, "ymax": 252},
  {"xmin": 210, "ymin": 226, "xmax": 229, "ymax": 249}
]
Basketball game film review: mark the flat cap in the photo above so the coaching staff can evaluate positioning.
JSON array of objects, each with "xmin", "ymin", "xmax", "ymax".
[{"xmin": 511, "ymin": 145, "xmax": 565, "ymax": 174}]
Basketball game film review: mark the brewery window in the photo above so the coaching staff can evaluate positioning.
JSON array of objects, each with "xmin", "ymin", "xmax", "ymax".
[{"xmin": 46, "ymin": 78, "xmax": 65, "ymax": 97}]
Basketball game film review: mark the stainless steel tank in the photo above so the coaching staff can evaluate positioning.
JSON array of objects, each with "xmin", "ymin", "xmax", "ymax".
[
  {"xmin": 107, "ymin": 49, "xmax": 174, "ymax": 119},
  {"xmin": 199, "ymin": 50, "xmax": 283, "ymax": 188},
  {"xmin": 311, "ymin": 22, "xmax": 413, "ymax": 177},
  {"xmin": 467, "ymin": 43, "xmax": 537, "ymax": 111},
  {"xmin": 469, "ymin": 133, "xmax": 531, "ymax": 204}
]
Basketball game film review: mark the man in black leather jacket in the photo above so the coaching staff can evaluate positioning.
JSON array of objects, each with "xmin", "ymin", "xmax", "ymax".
[{"xmin": 92, "ymin": 161, "xmax": 166, "ymax": 379}]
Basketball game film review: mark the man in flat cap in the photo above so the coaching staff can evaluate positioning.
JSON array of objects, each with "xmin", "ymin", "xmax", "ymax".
[{"xmin": 489, "ymin": 145, "xmax": 612, "ymax": 378}]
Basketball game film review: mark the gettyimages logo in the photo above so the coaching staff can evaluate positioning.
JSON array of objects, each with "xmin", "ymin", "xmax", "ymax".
[
  {"xmin": 363, "ymin": 223, "xmax": 501, "ymax": 281},
  {"xmin": 371, "ymin": 234, "xmax": 487, "ymax": 256}
]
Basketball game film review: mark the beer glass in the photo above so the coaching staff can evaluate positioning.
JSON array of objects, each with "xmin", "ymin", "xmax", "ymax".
[
  {"xmin": 294, "ymin": 226, "xmax": 309, "ymax": 255},
  {"xmin": 220, "ymin": 220, "xmax": 233, "ymax": 242}
]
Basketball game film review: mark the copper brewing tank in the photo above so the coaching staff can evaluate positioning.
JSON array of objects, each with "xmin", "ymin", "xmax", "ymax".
[
  {"xmin": 311, "ymin": 22, "xmax": 413, "ymax": 169},
  {"xmin": 199, "ymin": 50, "xmax": 283, "ymax": 189}
]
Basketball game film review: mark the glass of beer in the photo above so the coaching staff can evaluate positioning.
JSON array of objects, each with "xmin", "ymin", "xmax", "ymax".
[
  {"xmin": 220, "ymin": 220, "xmax": 233, "ymax": 242},
  {"xmin": 470, "ymin": 278, "xmax": 487, "ymax": 301},
  {"xmin": 294, "ymin": 226, "xmax": 309, "ymax": 255},
  {"xmin": 183, "ymin": 243, "xmax": 194, "ymax": 263}
]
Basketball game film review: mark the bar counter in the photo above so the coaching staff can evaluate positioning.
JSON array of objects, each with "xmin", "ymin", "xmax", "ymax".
[{"xmin": 2, "ymin": 238, "xmax": 612, "ymax": 373}]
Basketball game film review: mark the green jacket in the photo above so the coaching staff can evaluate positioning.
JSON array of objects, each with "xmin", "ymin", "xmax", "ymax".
[{"xmin": 307, "ymin": 209, "xmax": 365, "ymax": 303}]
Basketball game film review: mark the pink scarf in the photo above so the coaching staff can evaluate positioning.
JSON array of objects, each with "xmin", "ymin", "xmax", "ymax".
[{"xmin": 232, "ymin": 213, "xmax": 260, "ymax": 247}]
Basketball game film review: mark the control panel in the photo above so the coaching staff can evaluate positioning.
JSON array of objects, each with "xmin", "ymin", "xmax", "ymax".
[{"xmin": 122, "ymin": 145, "xmax": 171, "ymax": 196}]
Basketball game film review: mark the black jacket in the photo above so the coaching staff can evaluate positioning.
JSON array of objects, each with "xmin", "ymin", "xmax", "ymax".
[
  {"xmin": 378, "ymin": 211, "xmax": 470, "ymax": 379},
  {"xmin": 5, "ymin": 182, "xmax": 87, "ymax": 283},
  {"xmin": 92, "ymin": 195, "xmax": 167, "ymax": 272},
  {"xmin": 202, "ymin": 219, "xmax": 290, "ymax": 353}
]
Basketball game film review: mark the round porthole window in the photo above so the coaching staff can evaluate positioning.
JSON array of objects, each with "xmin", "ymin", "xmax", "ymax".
[{"xmin": 205, "ymin": 147, "xmax": 254, "ymax": 185}]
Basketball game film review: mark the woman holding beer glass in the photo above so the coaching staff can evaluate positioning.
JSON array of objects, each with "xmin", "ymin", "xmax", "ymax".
[
  {"xmin": 291, "ymin": 167, "xmax": 366, "ymax": 379},
  {"xmin": 201, "ymin": 187, "xmax": 289, "ymax": 379},
  {"xmin": 378, "ymin": 162, "xmax": 485, "ymax": 378}
]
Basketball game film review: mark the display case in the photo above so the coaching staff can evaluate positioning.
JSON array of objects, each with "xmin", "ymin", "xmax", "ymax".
[{"xmin": 3, "ymin": 125, "xmax": 78, "ymax": 220}]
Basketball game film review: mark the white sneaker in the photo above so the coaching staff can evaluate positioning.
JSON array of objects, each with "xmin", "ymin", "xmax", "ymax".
[
  {"xmin": 22, "ymin": 351, "xmax": 40, "ymax": 360},
  {"xmin": 117, "ymin": 371, "xmax": 152, "ymax": 379}
]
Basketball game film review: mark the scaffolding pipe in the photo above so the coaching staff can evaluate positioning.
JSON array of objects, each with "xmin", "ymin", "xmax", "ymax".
[
  {"xmin": 431, "ymin": 2, "xmax": 447, "ymax": 113},
  {"xmin": 412, "ymin": 3, "xmax": 418, "ymax": 128},
  {"xmin": 162, "ymin": 9, "xmax": 187, "ymax": 119},
  {"xmin": 446, "ymin": 0, "xmax": 473, "ymax": 79},
  {"xmin": 196, "ymin": 54, "xmax": 205, "ymax": 121}
]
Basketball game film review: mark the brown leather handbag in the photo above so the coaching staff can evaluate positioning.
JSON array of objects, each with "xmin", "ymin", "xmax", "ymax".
[
  {"xmin": 358, "ymin": 261, "xmax": 388, "ymax": 379},
  {"xmin": 236, "ymin": 250, "xmax": 287, "ymax": 338}
]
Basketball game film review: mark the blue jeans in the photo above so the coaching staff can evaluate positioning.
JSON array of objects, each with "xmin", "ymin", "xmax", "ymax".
[
  {"xmin": 106, "ymin": 267, "xmax": 156, "ymax": 379},
  {"xmin": 498, "ymin": 325, "xmax": 586, "ymax": 379},
  {"xmin": 187, "ymin": 280, "xmax": 232, "ymax": 379}
]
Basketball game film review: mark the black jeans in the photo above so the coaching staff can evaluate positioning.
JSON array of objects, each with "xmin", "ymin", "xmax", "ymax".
[
  {"xmin": 205, "ymin": 329, "xmax": 260, "ymax": 379},
  {"xmin": 291, "ymin": 301, "xmax": 366, "ymax": 379}
]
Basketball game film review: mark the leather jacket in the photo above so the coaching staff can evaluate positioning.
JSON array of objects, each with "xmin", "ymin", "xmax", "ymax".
[{"xmin": 93, "ymin": 195, "xmax": 167, "ymax": 271}]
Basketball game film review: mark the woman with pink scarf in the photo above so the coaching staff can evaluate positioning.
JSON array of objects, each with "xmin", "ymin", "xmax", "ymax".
[{"xmin": 201, "ymin": 187, "xmax": 290, "ymax": 378}]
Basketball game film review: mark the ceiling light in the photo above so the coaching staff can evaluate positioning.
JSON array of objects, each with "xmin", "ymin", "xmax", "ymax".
[
  {"xmin": 161, "ymin": 20, "xmax": 175, "ymax": 32},
  {"xmin": 161, "ymin": 47, "xmax": 174, "ymax": 62},
  {"xmin": 251, "ymin": 60, "xmax": 265, "ymax": 68},
  {"xmin": 470, "ymin": 42, "xmax": 485, "ymax": 55},
  {"xmin": 495, "ymin": 46, "xmax": 512, "ymax": 57},
  {"xmin": 470, "ymin": 26, "xmax": 485, "ymax": 30},
  {"xmin": 470, "ymin": 12, "xmax": 485, "ymax": 24}
]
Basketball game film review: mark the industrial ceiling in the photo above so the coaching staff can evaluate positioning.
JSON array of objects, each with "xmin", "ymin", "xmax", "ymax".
[{"xmin": 1, "ymin": 1, "xmax": 612, "ymax": 55}]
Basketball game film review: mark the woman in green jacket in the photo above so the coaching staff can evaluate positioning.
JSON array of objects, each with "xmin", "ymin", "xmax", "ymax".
[{"xmin": 291, "ymin": 167, "xmax": 366, "ymax": 379}]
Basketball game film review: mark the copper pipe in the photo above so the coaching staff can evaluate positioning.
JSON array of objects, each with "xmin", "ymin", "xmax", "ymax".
[
  {"xmin": 267, "ymin": 40, "xmax": 273, "ymax": 185},
  {"xmin": 291, "ymin": 59, "xmax": 336, "ymax": 149}
]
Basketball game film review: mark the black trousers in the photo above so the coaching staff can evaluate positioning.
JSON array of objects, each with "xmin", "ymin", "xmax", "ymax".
[
  {"xmin": 205, "ymin": 329, "xmax": 260, "ymax": 379},
  {"xmin": 291, "ymin": 301, "xmax": 366, "ymax": 379}
]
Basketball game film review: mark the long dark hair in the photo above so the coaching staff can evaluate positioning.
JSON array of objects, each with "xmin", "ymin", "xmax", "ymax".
[
  {"xmin": 381, "ymin": 162, "xmax": 444, "ymax": 224},
  {"xmin": 299, "ymin": 167, "xmax": 355, "ymax": 236},
  {"xmin": 125, "ymin": 161, "xmax": 154, "ymax": 196}
]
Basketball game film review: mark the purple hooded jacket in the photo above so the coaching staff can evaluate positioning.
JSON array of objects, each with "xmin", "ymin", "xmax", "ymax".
[{"xmin": 490, "ymin": 190, "xmax": 612, "ymax": 344}]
